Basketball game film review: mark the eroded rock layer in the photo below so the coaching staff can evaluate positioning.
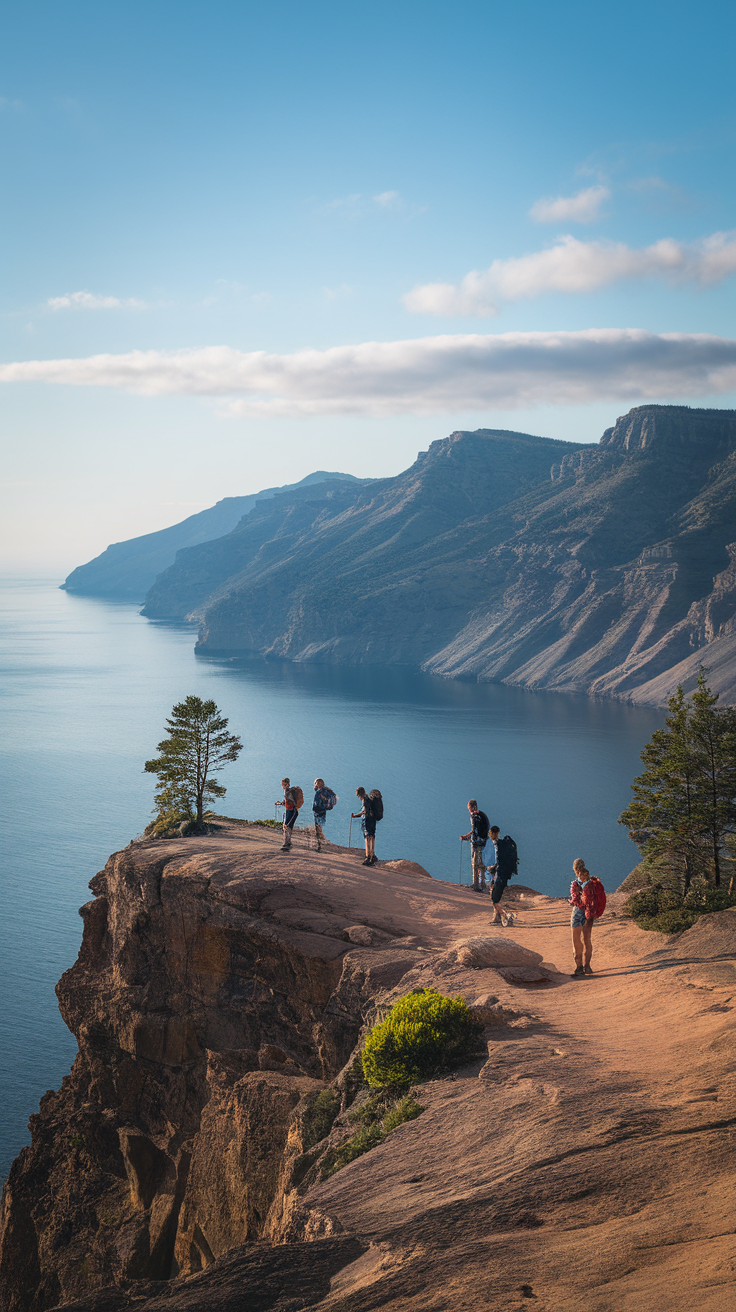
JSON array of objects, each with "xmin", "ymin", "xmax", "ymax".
[{"xmin": 1, "ymin": 822, "xmax": 734, "ymax": 1312}]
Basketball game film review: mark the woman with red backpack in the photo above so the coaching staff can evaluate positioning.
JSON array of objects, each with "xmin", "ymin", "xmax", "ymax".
[{"xmin": 569, "ymin": 858, "xmax": 605, "ymax": 978}]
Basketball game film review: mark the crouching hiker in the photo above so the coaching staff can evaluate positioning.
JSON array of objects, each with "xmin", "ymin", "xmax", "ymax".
[
  {"xmin": 312, "ymin": 778, "xmax": 337, "ymax": 851},
  {"xmin": 569, "ymin": 858, "xmax": 606, "ymax": 977},
  {"xmin": 460, "ymin": 800, "xmax": 490, "ymax": 892}
]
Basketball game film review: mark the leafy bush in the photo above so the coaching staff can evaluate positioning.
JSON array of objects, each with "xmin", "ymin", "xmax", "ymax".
[
  {"xmin": 321, "ymin": 1093, "xmax": 424, "ymax": 1177},
  {"xmin": 362, "ymin": 988, "xmax": 484, "ymax": 1088},
  {"xmin": 626, "ymin": 877, "xmax": 736, "ymax": 933},
  {"xmin": 301, "ymin": 1089, "xmax": 340, "ymax": 1150}
]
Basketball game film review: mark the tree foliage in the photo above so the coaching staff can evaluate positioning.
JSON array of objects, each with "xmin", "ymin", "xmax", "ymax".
[
  {"xmin": 620, "ymin": 670, "xmax": 736, "ymax": 914},
  {"xmin": 144, "ymin": 695, "xmax": 242, "ymax": 825}
]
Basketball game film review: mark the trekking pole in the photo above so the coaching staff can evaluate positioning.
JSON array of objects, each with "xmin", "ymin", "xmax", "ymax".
[
  {"xmin": 348, "ymin": 815, "xmax": 353, "ymax": 849},
  {"xmin": 459, "ymin": 839, "xmax": 463, "ymax": 885}
]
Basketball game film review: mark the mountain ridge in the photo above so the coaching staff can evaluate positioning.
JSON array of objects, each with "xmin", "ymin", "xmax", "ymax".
[
  {"xmin": 141, "ymin": 406, "xmax": 736, "ymax": 705},
  {"xmin": 61, "ymin": 471, "xmax": 368, "ymax": 601}
]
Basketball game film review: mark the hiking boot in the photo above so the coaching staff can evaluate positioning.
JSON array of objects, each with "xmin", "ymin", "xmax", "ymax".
[
  {"xmin": 571, "ymin": 965, "xmax": 585, "ymax": 978},
  {"xmin": 583, "ymin": 964, "xmax": 594, "ymax": 975},
  {"xmin": 281, "ymin": 844, "xmax": 291, "ymax": 852},
  {"xmin": 362, "ymin": 857, "xmax": 372, "ymax": 865}
]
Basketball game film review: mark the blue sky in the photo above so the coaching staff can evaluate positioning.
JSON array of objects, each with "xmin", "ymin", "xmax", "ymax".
[{"xmin": 2, "ymin": 0, "xmax": 735, "ymax": 570}]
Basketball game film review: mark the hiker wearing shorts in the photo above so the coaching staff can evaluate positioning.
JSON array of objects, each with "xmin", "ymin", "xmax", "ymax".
[
  {"xmin": 488, "ymin": 826, "xmax": 513, "ymax": 926},
  {"xmin": 352, "ymin": 787, "xmax": 376, "ymax": 866},
  {"xmin": 276, "ymin": 777, "xmax": 299, "ymax": 851},
  {"xmin": 312, "ymin": 778, "xmax": 333, "ymax": 852},
  {"xmin": 569, "ymin": 858, "xmax": 596, "ymax": 977},
  {"xmin": 460, "ymin": 800, "xmax": 490, "ymax": 892}
]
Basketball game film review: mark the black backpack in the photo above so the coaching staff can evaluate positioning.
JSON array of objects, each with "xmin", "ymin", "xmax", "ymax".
[
  {"xmin": 474, "ymin": 810, "xmax": 490, "ymax": 842},
  {"xmin": 496, "ymin": 835, "xmax": 518, "ymax": 877},
  {"xmin": 369, "ymin": 790, "xmax": 384, "ymax": 821}
]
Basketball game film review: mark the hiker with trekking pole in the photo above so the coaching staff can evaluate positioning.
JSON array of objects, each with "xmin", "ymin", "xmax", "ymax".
[
  {"xmin": 351, "ymin": 787, "xmax": 383, "ymax": 865},
  {"xmin": 275, "ymin": 776, "xmax": 303, "ymax": 850},
  {"xmin": 460, "ymin": 799, "xmax": 491, "ymax": 892}
]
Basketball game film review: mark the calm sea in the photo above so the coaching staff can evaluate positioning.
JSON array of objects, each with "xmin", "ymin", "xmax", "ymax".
[{"xmin": 0, "ymin": 578, "xmax": 661, "ymax": 1179}]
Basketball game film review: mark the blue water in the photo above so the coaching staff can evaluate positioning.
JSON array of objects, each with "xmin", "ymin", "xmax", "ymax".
[{"xmin": 0, "ymin": 578, "xmax": 661, "ymax": 1180}]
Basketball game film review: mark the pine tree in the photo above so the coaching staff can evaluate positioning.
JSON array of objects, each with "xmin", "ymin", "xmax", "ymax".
[
  {"xmin": 144, "ymin": 696, "xmax": 242, "ymax": 825},
  {"xmin": 620, "ymin": 671, "xmax": 736, "ymax": 894}
]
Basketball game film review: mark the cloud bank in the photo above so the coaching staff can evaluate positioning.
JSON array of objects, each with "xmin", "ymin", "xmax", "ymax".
[
  {"xmin": 404, "ymin": 231, "xmax": 736, "ymax": 316},
  {"xmin": 529, "ymin": 185, "xmax": 610, "ymax": 223},
  {"xmin": 47, "ymin": 290, "xmax": 145, "ymax": 310},
  {"xmin": 2, "ymin": 329, "xmax": 736, "ymax": 417}
]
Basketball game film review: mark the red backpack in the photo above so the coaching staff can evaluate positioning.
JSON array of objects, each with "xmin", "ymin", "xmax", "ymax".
[{"xmin": 589, "ymin": 877, "xmax": 607, "ymax": 919}]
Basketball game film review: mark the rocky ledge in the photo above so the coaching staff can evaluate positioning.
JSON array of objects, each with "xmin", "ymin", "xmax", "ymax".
[{"xmin": 1, "ymin": 823, "xmax": 734, "ymax": 1312}]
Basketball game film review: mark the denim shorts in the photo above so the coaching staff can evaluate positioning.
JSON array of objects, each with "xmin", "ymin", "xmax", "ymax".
[
  {"xmin": 313, "ymin": 812, "xmax": 327, "ymax": 829},
  {"xmin": 571, "ymin": 907, "xmax": 593, "ymax": 929}
]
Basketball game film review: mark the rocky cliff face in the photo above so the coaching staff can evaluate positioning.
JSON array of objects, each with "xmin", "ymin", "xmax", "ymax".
[
  {"xmin": 2, "ymin": 823, "xmax": 735, "ymax": 1312},
  {"xmin": 61, "ymin": 473, "xmax": 365, "ymax": 601},
  {"xmin": 141, "ymin": 407, "xmax": 736, "ymax": 705}
]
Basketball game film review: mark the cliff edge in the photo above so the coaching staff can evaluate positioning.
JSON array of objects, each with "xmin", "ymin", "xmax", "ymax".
[{"xmin": 1, "ymin": 824, "xmax": 734, "ymax": 1311}]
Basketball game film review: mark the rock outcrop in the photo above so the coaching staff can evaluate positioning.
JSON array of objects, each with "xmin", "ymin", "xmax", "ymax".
[
  {"xmin": 2, "ymin": 823, "xmax": 735, "ymax": 1312},
  {"xmin": 61, "ymin": 473, "xmax": 366, "ymax": 601},
  {"xmin": 140, "ymin": 407, "xmax": 736, "ymax": 705}
]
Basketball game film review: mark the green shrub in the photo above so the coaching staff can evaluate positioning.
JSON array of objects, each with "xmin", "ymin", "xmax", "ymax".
[
  {"xmin": 322, "ymin": 1094, "xmax": 424, "ymax": 1178},
  {"xmin": 301, "ymin": 1089, "xmax": 340, "ymax": 1150},
  {"xmin": 626, "ymin": 878, "xmax": 736, "ymax": 933},
  {"xmin": 362, "ymin": 988, "xmax": 484, "ymax": 1088},
  {"xmin": 382, "ymin": 1095, "xmax": 424, "ymax": 1132}
]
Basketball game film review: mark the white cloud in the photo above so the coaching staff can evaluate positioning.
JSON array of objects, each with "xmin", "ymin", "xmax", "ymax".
[
  {"xmin": 2, "ymin": 329, "xmax": 735, "ymax": 417},
  {"xmin": 530, "ymin": 185, "xmax": 610, "ymax": 224},
  {"xmin": 46, "ymin": 290, "xmax": 146, "ymax": 311},
  {"xmin": 373, "ymin": 190, "xmax": 401, "ymax": 208},
  {"xmin": 404, "ymin": 231, "xmax": 736, "ymax": 317}
]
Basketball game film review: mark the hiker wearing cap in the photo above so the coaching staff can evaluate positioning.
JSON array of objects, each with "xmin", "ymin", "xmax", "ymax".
[
  {"xmin": 488, "ymin": 826, "xmax": 515, "ymax": 927},
  {"xmin": 569, "ymin": 859, "xmax": 601, "ymax": 977},
  {"xmin": 352, "ymin": 787, "xmax": 377, "ymax": 866},
  {"xmin": 312, "ymin": 778, "xmax": 337, "ymax": 852},
  {"xmin": 460, "ymin": 800, "xmax": 490, "ymax": 893},
  {"xmin": 275, "ymin": 777, "xmax": 299, "ymax": 851}
]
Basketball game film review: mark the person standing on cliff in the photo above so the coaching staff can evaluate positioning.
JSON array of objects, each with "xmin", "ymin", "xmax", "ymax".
[
  {"xmin": 352, "ymin": 787, "xmax": 377, "ymax": 865},
  {"xmin": 312, "ymin": 778, "xmax": 337, "ymax": 851},
  {"xmin": 276, "ymin": 777, "xmax": 299, "ymax": 850},
  {"xmin": 460, "ymin": 800, "xmax": 490, "ymax": 892},
  {"xmin": 488, "ymin": 826, "xmax": 515, "ymax": 926},
  {"xmin": 569, "ymin": 858, "xmax": 598, "ymax": 977}
]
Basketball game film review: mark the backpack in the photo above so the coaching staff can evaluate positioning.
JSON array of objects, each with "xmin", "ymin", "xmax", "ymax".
[
  {"xmin": 496, "ymin": 835, "xmax": 518, "ymax": 877},
  {"xmin": 292, "ymin": 785, "xmax": 304, "ymax": 811},
  {"xmin": 474, "ymin": 810, "xmax": 490, "ymax": 842},
  {"xmin": 589, "ymin": 877, "xmax": 607, "ymax": 919},
  {"xmin": 369, "ymin": 790, "xmax": 384, "ymax": 821},
  {"xmin": 323, "ymin": 788, "xmax": 337, "ymax": 811}
]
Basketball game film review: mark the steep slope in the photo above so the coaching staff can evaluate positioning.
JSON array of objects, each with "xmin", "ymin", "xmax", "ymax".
[
  {"xmin": 143, "ymin": 406, "xmax": 736, "ymax": 705},
  {"xmin": 61, "ymin": 472, "xmax": 365, "ymax": 600},
  {"xmin": 1, "ymin": 824, "xmax": 734, "ymax": 1312},
  {"xmin": 143, "ymin": 428, "xmax": 583, "ymax": 669}
]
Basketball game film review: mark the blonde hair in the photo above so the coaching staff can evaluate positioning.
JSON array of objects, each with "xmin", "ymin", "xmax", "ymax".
[{"xmin": 573, "ymin": 858, "xmax": 586, "ymax": 874}]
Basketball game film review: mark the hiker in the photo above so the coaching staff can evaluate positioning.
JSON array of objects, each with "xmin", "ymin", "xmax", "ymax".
[
  {"xmin": 488, "ymin": 826, "xmax": 516, "ymax": 927},
  {"xmin": 352, "ymin": 786, "xmax": 378, "ymax": 866},
  {"xmin": 460, "ymin": 800, "xmax": 491, "ymax": 892},
  {"xmin": 569, "ymin": 858, "xmax": 602, "ymax": 977},
  {"xmin": 275, "ymin": 776, "xmax": 301, "ymax": 850},
  {"xmin": 312, "ymin": 778, "xmax": 337, "ymax": 851}
]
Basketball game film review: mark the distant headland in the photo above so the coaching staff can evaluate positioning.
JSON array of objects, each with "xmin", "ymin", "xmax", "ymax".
[{"xmin": 62, "ymin": 406, "xmax": 736, "ymax": 706}]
